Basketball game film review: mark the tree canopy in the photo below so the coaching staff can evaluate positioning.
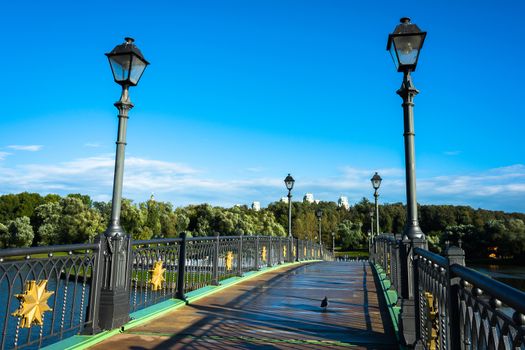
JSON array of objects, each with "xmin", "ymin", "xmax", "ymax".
[{"xmin": 0, "ymin": 192, "xmax": 524, "ymax": 260}]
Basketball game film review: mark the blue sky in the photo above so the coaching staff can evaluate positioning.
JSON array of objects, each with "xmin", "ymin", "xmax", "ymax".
[{"xmin": 0, "ymin": 1, "xmax": 524, "ymax": 212}]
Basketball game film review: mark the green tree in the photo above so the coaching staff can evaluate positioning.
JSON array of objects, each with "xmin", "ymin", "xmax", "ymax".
[
  {"xmin": 34, "ymin": 201, "xmax": 62, "ymax": 246},
  {"xmin": 336, "ymin": 220, "xmax": 364, "ymax": 250},
  {"xmin": 6, "ymin": 216, "xmax": 34, "ymax": 247},
  {"xmin": 0, "ymin": 222, "xmax": 8, "ymax": 248}
]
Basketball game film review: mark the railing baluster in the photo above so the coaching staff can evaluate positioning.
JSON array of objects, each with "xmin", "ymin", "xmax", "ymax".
[{"xmin": 176, "ymin": 232, "xmax": 187, "ymax": 300}]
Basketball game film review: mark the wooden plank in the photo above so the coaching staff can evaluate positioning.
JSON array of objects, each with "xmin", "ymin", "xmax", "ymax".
[{"xmin": 89, "ymin": 261, "xmax": 397, "ymax": 349}]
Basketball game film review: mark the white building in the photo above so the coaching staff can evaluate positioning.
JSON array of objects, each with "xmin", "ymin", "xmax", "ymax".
[
  {"xmin": 303, "ymin": 193, "xmax": 314, "ymax": 203},
  {"xmin": 280, "ymin": 197, "xmax": 289, "ymax": 203},
  {"xmin": 338, "ymin": 196, "xmax": 350, "ymax": 210},
  {"xmin": 251, "ymin": 201, "xmax": 261, "ymax": 211}
]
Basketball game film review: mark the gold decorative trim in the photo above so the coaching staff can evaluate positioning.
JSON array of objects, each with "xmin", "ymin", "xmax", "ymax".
[
  {"xmin": 149, "ymin": 261, "xmax": 166, "ymax": 291},
  {"xmin": 226, "ymin": 251, "xmax": 233, "ymax": 271},
  {"xmin": 262, "ymin": 246, "xmax": 267, "ymax": 262},
  {"xmin": 424, "ymin": 291, "xmax": 439, "ymax": 350},
  {"xmin": 12, "ymin": 280, "xmax": 54, "ymax": 328}
]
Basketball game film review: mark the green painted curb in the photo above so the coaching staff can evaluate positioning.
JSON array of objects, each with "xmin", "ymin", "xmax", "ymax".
[
  {"xmin": 44, "ymin": 260, "xmax": 316, "ymax": 350},
  {"xmin": 370, "ymin": 263, "xmax": 404, "ymax": 350}
]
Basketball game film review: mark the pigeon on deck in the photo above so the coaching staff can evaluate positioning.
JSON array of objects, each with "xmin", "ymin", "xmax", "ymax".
[{"xmin": 320, "ymin": 296, "xmax": 328, "ymax": 312}]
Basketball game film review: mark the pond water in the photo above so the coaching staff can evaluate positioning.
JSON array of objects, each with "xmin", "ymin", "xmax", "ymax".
[{"xmin": 469, "ymin": 263, "xmax": 525, "ymax": 292}]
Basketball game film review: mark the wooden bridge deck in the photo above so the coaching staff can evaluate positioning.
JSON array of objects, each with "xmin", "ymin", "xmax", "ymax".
[{"xmin": 89, "ymin": 261, "xmax": 397, "ymax": 349}]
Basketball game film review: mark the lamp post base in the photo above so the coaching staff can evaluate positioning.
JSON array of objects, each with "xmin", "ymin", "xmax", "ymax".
[{"xmin": 98, "ymin": 289, "xmax": 130, "ymax": 330}]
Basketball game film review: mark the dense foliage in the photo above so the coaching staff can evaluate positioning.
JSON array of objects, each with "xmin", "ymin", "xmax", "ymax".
[{"xmin": 0, "ymin": 192, "xmax": 524, "ymax": 260}]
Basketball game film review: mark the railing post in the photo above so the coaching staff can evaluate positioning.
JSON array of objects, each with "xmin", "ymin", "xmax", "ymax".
[
  {"xmin": 212, "ymin": 234, "xmax": 220, "ymax": 285},
  {"xmin": 295, "ymin": 238, "xmax": 299, "ymax": 262},
  {"xmin": 445, "ymin": 243, "xmax": 465, "ymax": 350},
  {"xmin": 277, "ymin": 237, "xmax": 283, "ymax": 265},
  {"xmin": 399, "ymin": 237, "xmax": 427, "ymax": 348},
  {"xmin": 176, "ymin": 232, "xmax": 187, "ymax": 300},
  {"xmin": 383, "ymin": 239, "xmax": 388, "ymax": 271},
  {"xmin": 254, "ymin": 235, "xmax": 260, "ymax": 270},
  {"xmin": 98, "ymin": 234, "xmax": 132, "ymax": 330},
  {"xmin": 237, "ymin": 235, "xmax": 243, "ymax": 277},
  {"xmin": 288, "ymin": 238, "xmax": 293, "ymax": 263},
  {"xmin": 268, "ymin": 236, "xmax": 273, "ymax": 267},
  {"xmin": 394, "ymin": 234, "xmax": 403, "ymax": 297},
  {"xmin": 83, "ymin": 237, "xmax": 103, "ymax": 334}
]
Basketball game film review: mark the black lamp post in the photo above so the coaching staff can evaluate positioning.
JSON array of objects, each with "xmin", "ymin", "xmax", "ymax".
[
  {"xmin": 284, "ymin": 174, "xmax": 295, "ymax": 262},
  {"xmin": 370, "ymin": 172, "xmax": 382, "ymax": 236},
  {"xmin": 387, "ymin": 18, "xmax": 426, "ymax": 240},
  {"xmin": 99, "ymin": 37, "xmax": 149, "ymax": 330},
  {"xmin": 369, "ymin": 210, "xmax": 374, "ymax": 237},
  {"xmin": 316, "ymin": 209, "xmax": 323, "ymax": 247},
  {"xmin": 284, "ymin": 174, "xmax": 295, "ymax": 238},
  {"xmin": 331, "ymin": 232, "xmax": 335, "ymax": 256},
  {"xmin": 387, "ymin": 18, "xmax": 426, "ymax": 346},
  {"xmin": 105, "ymin": 37, "xmax": 149, "ymax": 238}
]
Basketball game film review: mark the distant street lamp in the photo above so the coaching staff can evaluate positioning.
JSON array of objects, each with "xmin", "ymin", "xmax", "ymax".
[
  {"xmin": 316, "ymin": 208, "xmax": 323, "ymax": 247},
  {"xmin": 387, "ymin": 18, "xmax": 426, "ymax": 240},
  {"xmin": 99, "ymin": 37, "xmax": 149, "ymax": 330},
  {"xmin": 369, "ymin": 210, "xmax": 374, "ymax": 237},
  {"xmin": 371, "ymin": 172, "xmax": 382, "ymax": 235},
  {"xmin": 331, "ymin": 232, "xmax": 335, "ymax": 255},
  {"xmin": 284, "ymin": 174, "xmax": 295, "ymax": 238},
  {"xmin": 284, "ymin": 174, "xmax": 295, "ymax": 262}
]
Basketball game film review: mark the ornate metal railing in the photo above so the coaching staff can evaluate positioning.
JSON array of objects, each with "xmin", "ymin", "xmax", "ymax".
[
  {"xmin": 0, "ymin": 234, "xmax": 331, "ymax": 349},
  {"xmin": 130, "ymin": 238, "xmax": 181, "ymax": 312},
  {"xmin": 371, "ymin": 234, "xmax": 525, "ymax": 349},
  {"xmin": 0, "ymin": 243, "xmax": 100, "ymax": 350}
]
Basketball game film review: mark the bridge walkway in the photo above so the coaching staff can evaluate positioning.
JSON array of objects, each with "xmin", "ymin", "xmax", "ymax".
[{"xmin": 89, "ymin": 261, "xmax": 397, "ymax": 349}]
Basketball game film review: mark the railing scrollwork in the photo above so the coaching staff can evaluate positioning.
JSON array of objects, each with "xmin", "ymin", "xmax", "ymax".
[
  {"xmin": 0, "ymin": 234, "xmax": 332, "ymax": 349},
  {"xmin": 371, "ymin": 234, "xmax": 525, "ymax": 349}
]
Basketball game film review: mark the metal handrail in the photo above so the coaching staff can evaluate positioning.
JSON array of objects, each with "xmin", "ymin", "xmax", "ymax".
[
  {"xmin": 413, "ymin": 247, "xmax": 448, "ymax": 267},
  {"xmin": 133, "ymin": 238, "xmax": 182, "ymax": 246},
  {"xmin": 451, "ymin": 263, "xmax": 525, "ymax": 315},
  {"xmin": 0, "ymin": 242, "xmax": 99, "ymax": 258}
]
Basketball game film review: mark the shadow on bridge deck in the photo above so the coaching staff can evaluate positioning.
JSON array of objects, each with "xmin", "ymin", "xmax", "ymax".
[{"xmin": 89, "ymin": 261, "xmax": 397, "ymax": 349}]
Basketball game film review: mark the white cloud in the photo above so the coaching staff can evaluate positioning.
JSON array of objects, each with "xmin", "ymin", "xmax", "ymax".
[
  {"xmin": 84, "ymin": 143, "xmax": 102, "ymax": 148},
  {"xmin": 7, "ymin": 145, "xmax": 43, "ymax": 152},
  {"xmin": 0, "ymin": 152, "xmax": 11, "ymax": 161},
  {"xmin": 444, "ymin": 151, "xmax": 461, "ymax": 156},
  {"xmin": 0, "ymin": 155, "xmax": 523, "ymax": 212}
]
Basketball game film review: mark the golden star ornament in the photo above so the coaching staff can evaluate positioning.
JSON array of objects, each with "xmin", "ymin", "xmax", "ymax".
[
  {"xmin": 149, "ymin": 261, "xmax": 166, "ymax": 291},
  {"xmin": 12, "ymin": 280, "xmax": 54, "ymax": 328},
  {"xmin": 262, "ymin": 246, "xmax": 267, "ymax": 262},
  {"xmin": 225, "ymin": 251, "xmax": 233, "ymax": 271}
]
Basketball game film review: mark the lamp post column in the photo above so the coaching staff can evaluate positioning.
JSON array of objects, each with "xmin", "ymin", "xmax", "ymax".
[
  {"xmin": 374, "ymin": 190, "xmax": 380, "ymax": 235},
  {"xmin": 369, "ymin": 211, "xmax": 374, "ymax": 237},
  {"xmin": 98, "ymin": 87, "xmax": 133, "ymax": 330},
  {"xmin": 318, "ymin": 219, "xmax": 321, "ymax": 247},
  {"xmin": 399, "ymin": 71, "xmax": 424, "ymax": 240},
  {"xmin": 287, "ymin": 191, "xmax": 292, "ymax": 238},
  {"xmin": 107, "ymin": 87, "xmax": 131, "ymax": 238}
]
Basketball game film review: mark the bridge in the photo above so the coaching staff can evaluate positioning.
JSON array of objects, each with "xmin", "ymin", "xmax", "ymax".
[{"xmin": 0, "ymin": 233, "xmax": 524, "ymax": 350}]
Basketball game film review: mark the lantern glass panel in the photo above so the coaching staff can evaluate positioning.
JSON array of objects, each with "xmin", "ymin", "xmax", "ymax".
[
  {"xmin": 109, "ymin": 54, "xmax": 131, "ymax": 83},
  {"xmin": 284, "ymin": 174, "xmax": 295, "ymax": 190},
  {"xmin": 129, "ymin": 56, "xmax": 148, "ymax": 85},
  {"xmin": 393, "ymin": 35, "xmax": 422, "ymax": 66}
]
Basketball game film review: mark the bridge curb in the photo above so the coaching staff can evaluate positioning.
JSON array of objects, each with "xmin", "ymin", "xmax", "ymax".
[
  {"xmin": 43, "ymin": 260, "xmax": 320, "ymax": 350},
  {"xmin": 370, "ymin": 262, "xmax": 404, "ymax": 350}
]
